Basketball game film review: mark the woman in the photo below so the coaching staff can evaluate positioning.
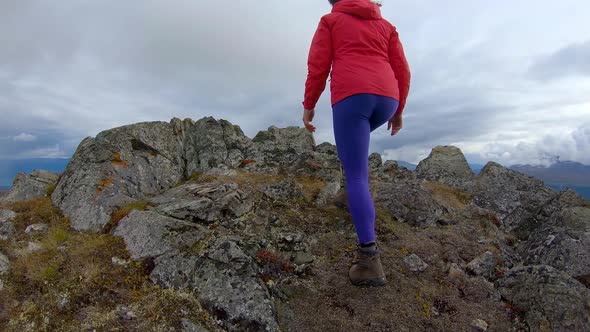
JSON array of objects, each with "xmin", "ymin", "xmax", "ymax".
[{"xmin": 302, "ymin": 0, "xmax": 411, "ymax": 287}]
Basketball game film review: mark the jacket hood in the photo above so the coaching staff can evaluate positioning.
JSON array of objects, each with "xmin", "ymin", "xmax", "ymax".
[{"xmin": 332, "ymin": 0, "xmax": 382, "ymax": 20}]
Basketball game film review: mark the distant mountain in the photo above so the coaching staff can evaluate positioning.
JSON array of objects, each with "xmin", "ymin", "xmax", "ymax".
[
  {"xmin": 396, "ymin": 161, "xmax": 484, "ymax": 174},
  {"xmin": 510, "ymin": 161, "xmax": 590, "ymax": 186},
  {"xmin": 469, "ymin": 163, "xmax": 486, "ymax": 174},
  {"xmin": 548, "ymin": 184, "xmax": 590, "ymax": 200},
  {"xmin": 397, "ymin": 161, "xmax": 417, "ymax": 170},
  {"xmin": 0, "ymin": 158, "xmax": 70, "ymax": 186}
]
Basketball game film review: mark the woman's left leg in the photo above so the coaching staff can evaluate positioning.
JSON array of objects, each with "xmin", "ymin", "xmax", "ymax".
[{"xmin": 332, "ymin": 94, "xmax": 377, "ymax": 245}]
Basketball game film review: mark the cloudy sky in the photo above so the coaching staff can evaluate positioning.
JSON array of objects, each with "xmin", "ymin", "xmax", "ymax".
[{"xmin": 1, "ymin": 0, "xmax": 590, "ymax": 167}]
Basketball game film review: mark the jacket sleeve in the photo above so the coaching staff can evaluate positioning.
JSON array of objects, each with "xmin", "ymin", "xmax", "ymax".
[
  {"xmin": 388, "ymin": 27, "xmax": 411, "ymax": 115},
  {"xmin": 303, "ymin": 17, "xmax": 333, "ymax": 110}
]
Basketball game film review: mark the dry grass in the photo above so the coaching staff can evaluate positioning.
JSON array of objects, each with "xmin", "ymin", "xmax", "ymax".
[
  {"xmin": 45, "ymin": 183, "xmax": 56, "ymax": 197},
  {"xmin": 228, "ymin": 170, "xmax": 283, "ymax": 188},
  {"xmin": 0, "ymin": 198, "xmax": 221, "ymax": 332},
  {"xmin": 187, "ymin": 172, "xmax": 218, "ymax": 184},
  {"xmin": 285, "ymin": 216, "xmax": 515, "ymax": 332},
  {"xmin": 422, "ymin": 181, "xmax": 472, "ymax": 211},
  {"xmin": 105, "ymin": 200, "xmax": 151, "ymax": 233},
  {"xmin": 8, "ymin": 198, "xmax": 64, "ymax": 239},
  {"xmin": 294, "ymin": 176, "xmax": 326, "ymax": 203},
  {"xmin": 266, "ymin": 191, "xmax": 515, "ymax": 331}
]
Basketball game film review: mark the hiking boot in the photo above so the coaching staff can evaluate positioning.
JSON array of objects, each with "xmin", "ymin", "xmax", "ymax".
[{"xmin": 349, "ymin": 245, "xmax": 386, "ymax": 287}]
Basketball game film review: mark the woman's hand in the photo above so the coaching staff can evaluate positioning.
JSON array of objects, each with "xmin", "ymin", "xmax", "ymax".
[
  {"xmin": 303, "ymin": 109, "xmax": 316, "ymax": 133},
  {"xmin": 387, "ymin": 114, "xmax": 403, "ymax": 136}
]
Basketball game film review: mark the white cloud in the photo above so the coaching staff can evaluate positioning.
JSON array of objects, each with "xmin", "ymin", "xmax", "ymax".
[
  {"xmin": 0, "ymin": 0, "xmax": 590, "ymax": 166},
  {"xmin": 16, "ymin": 145, "xmax": 67, "ymax": 159},
  {"xmin": 479, "ymin": 123, "xmax": 590, "ymax": 166},
  {"xmin": 12, "ymin": 133, "xmax": 37, "ymax": 142}
]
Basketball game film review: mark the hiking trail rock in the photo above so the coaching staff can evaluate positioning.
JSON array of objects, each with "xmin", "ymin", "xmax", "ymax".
[
  {"xmin": 0, "ymin": 209, "xmax": 16, "ymax": 241},
  {"xmin": 466, "ymin": 251, "xmax": 497, "ymax": 279},
  {"xmin": 114, "ymin": 210, "xmax": 280, "ymax": 331},
  {"xmin": 518, "ymin": 206, "xmax": 590, "ymax": 278},
  {"xmin": 1, "ymin": 170, "xmax": 58, "ymax": 203},
  {"xmin": 151, "ymin": 182, "xmax": 253, "ymax": 225},
  {"xmin": 114, "ymin": 210, "xmax": 210, "ymax": 260},
  {"xmin": 0, "ymin": 252, "xmax": 9, "ymax": 275},
  {"xmin": 404, "ymin": 253, "xmax": 429, "ymax": 272},
  {"xmin": 416, "ymin": 145, "xmax": 474, "ymax": 189},
  {"xmin": 0, "ymin": 251, "xmax": 9, "ymax": 291},
  {"xmin": 496, "ymin": 265, "xmax": 590, "ymax": 332},
  {"xmin": 25, "ymin": 223, "xmax": 49, "ymax": 234},
  {"xmin": 52, "ymin": 121, "xmax": 185, "ymax": 232},
  {"xmin": 172, "ymin": 117, "xmax": 254, "ymax": 176},
  {"xmin": 469, "ymin": 162, "xmax": 557, "ymax": 233},
  {"xmin": 260, "ymin": 179, "xmax": 304, "ymax": 203},
  {"xmin": 374, "ymin": 176, "xmax": 446, "ymax": 227},
  {"xmin": 0, "ymin": 209, "xmax": 16, "ymax": 223},
  {"xmin": 181, "ymin": 319, "xmax": 210, "ymax": 332},
  {"xmin": 50, "ymin": 118, "xmax": 326, "ymax": 233}
]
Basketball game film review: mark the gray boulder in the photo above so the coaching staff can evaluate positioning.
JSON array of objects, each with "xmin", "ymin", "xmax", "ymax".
[
  {"xmin": 0, "ymin": 209, "xmax": 16, "ymax": 223},
  {"xmin": 25, "ymin": 223, "xmax": 48, "ymax": 234},
  {"xmin": 0, "ymin": 222, "xmax": 14, "ymax": 241},
  {"xmin": 113, "ymin": 210, "xmax": 209, "ymax": 260},
  {"xmin": 469, "ymin": 162, "xmax": 557, "ymax": 233},
  {"xmin": 299, "ymin": 150, "xmax": 343, "ymax": 183},
  {"xmin": 0, "ymin": 252, "xmax": 7, "ymax": 291},
  {"xmin": 374, "ymin": 177, "xmax": 446, "ymax": 227},
  {"xmin": 189, "ymin": 238, "xmax": 279, "ymax": 332},
  {"xmin": 496, "ymin": 265, "xmax": 590, "ymax": 331},
  {"xmin": 466, "ymin": 251, "xmax": 497, "ymax": 278},
  {"xmin": 52, "ymin": 121, "xmax": 185, "ymax": 232},
  {"xmin": 416, "ymin": 146, "xmax": 474, "ymax": 189},
  {"xmin": 245, "ymin": 126, "xmax": 315, "ymax": 174},
  {"xmin": 114, "ymin": 211, "xmax": 280, "ymax": 331},
  {"xmin": 0, "ymin": 252, "xmax": 9, "ymax": 275},
  {"xmin": 535, "ymin": 188, "xmax": 590, "ymax": 225},
  {"xmin": 260, "ymin": 179, "xmax": 304, "ymax": 203},
  {"xmin": 376, "ymin": 160, "xmax": 417, "ymax": 182},
  {"xmin": 151, "ymin": 182, "xmax": 253, "ymax": 224},
  {"xmin": 150, "ymin": 240, "xmax": 280, "ymax": 332},
  {"xmin": 315, "ymin": 181, "xmax": 341, "ymax": 207},
  {"xmin": 0, "ymin": 209, "xmax": 16, "ymax": 241},
  {"xmin": 181, "ymin": 319, "xmax": 210, "ymax": 332},
  {"xmin": 315, "ymin": 142, "xmax": 337, "ymax": 155},
  {"xmin": 404, "ymin": 253, "xmax": 428, "ymax": 272},
  {"xmin": 518, "ymin": 207, "xmax": 590, "ymax": 278},
  {"xmin": 52, "ymin": 117, "xmax": 326, "ymax": 233},
  {"xmin": 2, "ymin": 170, "xmax": 58, "ymax": 202},
  {"xmin": 172, "ymin": 117, "xmax": 253, "ymax": 176},
  {"xmin": 368, "ymin": 153, "xmax": 383, "ymax": 172}
]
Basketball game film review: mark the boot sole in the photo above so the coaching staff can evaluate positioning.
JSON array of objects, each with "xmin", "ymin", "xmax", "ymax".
[{"xmin": 351, "ymin": 277, "xmax": 386, "ymax": 287}]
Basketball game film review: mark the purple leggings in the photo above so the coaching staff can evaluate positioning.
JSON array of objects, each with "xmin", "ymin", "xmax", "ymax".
[{"xmin": 332, "ymin": 94, "xmax": 399, "ymax": 244}]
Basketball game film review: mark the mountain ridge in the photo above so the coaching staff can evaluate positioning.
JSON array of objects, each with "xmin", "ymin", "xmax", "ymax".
[
  {"xmin": 1, "ymin": 117, "xmax": 589, "ymax": 331},
  {"xmin": 510, "ymin": 160, "xmax": 590, "ymax": 186}
]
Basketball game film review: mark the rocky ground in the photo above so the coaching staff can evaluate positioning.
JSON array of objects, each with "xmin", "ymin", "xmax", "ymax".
[{"xmin": 0, "ymin": 116, "xmax": 589, "ymax": 332}]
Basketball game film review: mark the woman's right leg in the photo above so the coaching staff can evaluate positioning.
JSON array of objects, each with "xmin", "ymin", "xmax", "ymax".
[{"xmin": 369, "ymin": 96, "xmax": 399, "ymax": 133}]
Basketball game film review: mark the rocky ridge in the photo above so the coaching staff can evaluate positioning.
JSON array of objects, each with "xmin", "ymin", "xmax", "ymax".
[{"xmin": 0, "ymin": 117, "xmax": 589, "ymax": 331}]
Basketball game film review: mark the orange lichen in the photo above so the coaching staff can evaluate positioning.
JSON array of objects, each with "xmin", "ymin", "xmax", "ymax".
[
  {"xmin": 96, "ymin": 177, "xmax": 114, "ymax": 193},
  {"xmin": 112, "ymin": 152, "xmax": 129, "ymax": 168}
]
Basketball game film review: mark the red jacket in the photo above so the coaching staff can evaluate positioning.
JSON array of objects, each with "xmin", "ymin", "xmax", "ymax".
[{"xmin": 303, "ymin": 0, "xmax": 411, "ymax": 115}]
